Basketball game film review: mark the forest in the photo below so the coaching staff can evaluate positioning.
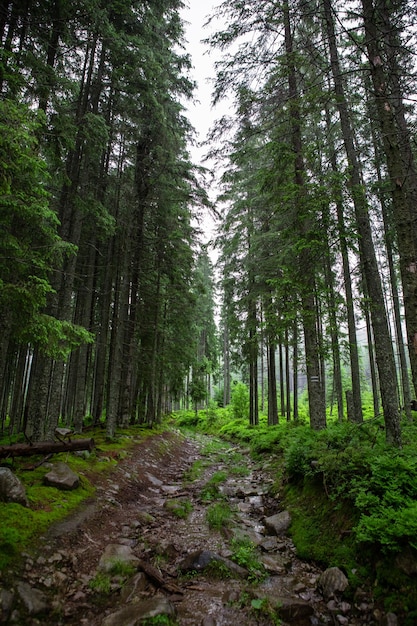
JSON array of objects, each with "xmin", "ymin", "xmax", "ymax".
[
  {"xmin": 2, "ymin": 0, "xmax": 417, "ymax": 620},
  {"xmin": 2, "ymin": 0, "xmax": 417, "ymax": 446}
]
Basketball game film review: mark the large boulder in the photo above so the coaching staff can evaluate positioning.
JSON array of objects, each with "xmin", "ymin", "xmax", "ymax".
[
  {"xmin": 0, "ymin": 468, "xmax": 28, "ymax": 506},
  {"xmin": 98, "ymin": 544, "xmax": 140, "ymax": 572},
  {"xmin": 264, "ymin": 510, "xmax": 292, "ymax": 536},
  {"xmin": 318, "ymin": 567, "xmax": 348, "ymax": 600},
  {"xmin": 43, "ymin": 462, "xmax": 79, "ymax": 490}
]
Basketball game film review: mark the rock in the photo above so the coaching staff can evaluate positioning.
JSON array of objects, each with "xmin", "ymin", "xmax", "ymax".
[
  {"xmin": 277, "ymin": 596, "xmax": 314, "ymax": 620},
  {"xmin": 178, "ymin": 549, "xmax": 248, "ymax": 578},
  {"xmin": 0, "ymin": 588, "xmax": 14, "ymax": 622},
  {"xmin": 145, "ymin": 472, "xmax": 163, "ymax": 486},
  {"xmin": 254, "ymin": 590, "xmax": 313, "ymax": 621},
  {"xmin": 136, "ymin": 511, "xmax": 156, "ymax": 525},
  {"xmin": 43, "ymin": 462, "xmax": 79, "ymax": 490},
  {"xmin": 101, "ymin": 596, "xmax": 176, "ymax": 626},
  {"xmin": 202, "ymin": 617, "xmax": 217, "ymax": 626},
  {"xmin": 16, "ymin": 581, "xmax": 48, "ymax": 615},
  {"xmin": 260, "ymin": 554, "xmax": 291, "ymax": 574},
  {"xmin": 0, "ymin": 468, "xmax": 28, "ymax": 506},
  {"xmin": 98, "ymin": 544, "xmax": 140, "ymax": 572},
  {"xmin": 382, "ymin": 613, "xmax": 398, "ymax": 626},
  {"xmin": 318, "ymin": 567, "xmax": 348, "ymax": 600},
  {"xmin": 259, "ymin": 536, "xmax": 279, "ymax": 552},
  {"xmin": 264, "ymin": 510, "xmax": 292, "ymax": 535}
]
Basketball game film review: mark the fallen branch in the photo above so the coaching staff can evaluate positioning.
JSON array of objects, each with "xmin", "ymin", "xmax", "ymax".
[
  {"xmin": 0, "ymin": 438, "xmax": 95, "ymax": 459},
  {"xmin": 137, "ymin": 559, "xmax": 183, "ymax": 595}
]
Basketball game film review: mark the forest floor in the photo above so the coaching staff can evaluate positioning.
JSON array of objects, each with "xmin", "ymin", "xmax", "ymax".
[{"xmin": 7, "ymin": 428, "xmax": 379, "ymax": 625}]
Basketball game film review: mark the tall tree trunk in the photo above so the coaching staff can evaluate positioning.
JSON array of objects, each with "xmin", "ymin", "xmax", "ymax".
[
  {"xmin": 322, "ymin": 0, "xmax": 400, "ymax": 445},
  {"xmin": 283, "ymin": 1, "xmax": 326, "ymax": 430},
  {"xmin": 325, "ymin": 103, "xmax": 363, "ymax": 423},
  {"xmin": 223, "ymin": 324, "xmax": 231, "ymax": 406},
  {"xmin": 361, "ymin": 0, "xmax": 417, "ymax": 398},
  {"xmin": 267, "ymin": 339, "xmax": 278, "ymax": 425}
]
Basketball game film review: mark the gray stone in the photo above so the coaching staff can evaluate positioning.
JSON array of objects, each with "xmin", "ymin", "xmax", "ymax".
[
  {"xmin": 260, "ymin": 553, "xmax": 291, "ymax": 574},
  {"xmin": 16, "ymin": 582, "xmax": 48, "ymax": 615},
  {"xmin": 178, "ymin": 549, "xmax": 248, "ymax": 578},
  {"xmin": 0, "ymin": 588, "xmax": 14, "ymax": 621},
  {"xmin": 259, "ymin": 536, "xmax": 279, "ymax": 552},
  {"xmin": 254, "ymin": 590, "xmax": 314, "ymax": 621},
  {"xmin": 277, "ymin": 596, "xmax": 314, "ymax": 620},
  {"xmin": 43, "ymin": 462, "xmax": 79, "ymax": 490},
  {"xmin": 145, "ymin": 472, "xmax": 163, "ymax": 486},
  {"xmin": 101, "ymin": 596, "xmax": 176, "ymax": 626},
  {"xmin": 382, "ymin": 613, "xmax": 398, "ymax": 626},
  {"xmin": 98, "ymin": 544, "xmax": 139, "ymax": 572},
  {"xmin": 136, "ymin": 511, "xmax": 156, "ymax": 525},
  {"xmin": 318, "ymin": 567, "xmax": 349, "ymax": 600},
  {"xmin": 264, "ymin": 510, "xmax": 292, "ymax": 535},
  {"xmin": 0, "ymin": 468, "xmax": 28, "ymax": 506}
]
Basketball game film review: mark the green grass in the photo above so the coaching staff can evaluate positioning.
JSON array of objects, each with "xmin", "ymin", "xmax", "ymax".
[
  {"xmin": 165, "ymin": 498, "xmax": 193, "ymax": 518},
  {"xmin": 206, "ymin": 501, "xmax": 233, "ymax": 530},
  {"xmin": 200, "ymin": 470, "xmax": 228, "ymax": 501},
  {"xmin": 183, "ymin": 459, "xmax": 205, "ymax": 482}
]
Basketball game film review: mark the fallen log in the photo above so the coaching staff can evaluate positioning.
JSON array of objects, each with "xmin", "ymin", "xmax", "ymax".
[
  {"xmin": 137, "ymin": 559, "xmax": 183, "ymax": 595},
  {"xmin": 0, "ymin": 438, "xmax": 95, "ymax": 459}
]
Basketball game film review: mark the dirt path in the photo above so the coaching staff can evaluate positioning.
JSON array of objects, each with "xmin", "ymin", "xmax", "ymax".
[{"xmin": 12, "ymin": 429, "xmax": 376, "ymax": 625}]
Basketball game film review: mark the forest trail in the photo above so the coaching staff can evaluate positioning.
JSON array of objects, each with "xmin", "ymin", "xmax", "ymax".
[{"xmin": 14, "ymin": 429, "xmax": 375, "ymax": 625}]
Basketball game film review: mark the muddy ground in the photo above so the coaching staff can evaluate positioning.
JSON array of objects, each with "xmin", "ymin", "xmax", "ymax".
[{"xmin": 8, "ymin": 428, "xmax": 379, "ymax": 625}]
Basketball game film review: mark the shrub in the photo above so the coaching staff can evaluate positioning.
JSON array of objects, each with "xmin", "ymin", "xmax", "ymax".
[{"xmin": 231, "ymin": 382, "xmax": 249, "ymax": 420}]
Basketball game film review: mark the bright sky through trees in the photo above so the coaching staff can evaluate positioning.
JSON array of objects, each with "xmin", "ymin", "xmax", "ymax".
[{"xmin": 181, "ymin": 1, "xmax": 224, "ymax": 246}]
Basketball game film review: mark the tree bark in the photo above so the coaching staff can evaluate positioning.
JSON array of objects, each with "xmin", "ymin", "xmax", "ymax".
[
  {"xmin": 0, "ymin": 438, "xmax": 95, "ymax": 459},
  {"xmin": 283, "ymin": 1, "xmax": 326, "ymax": 430},
  {"xmin": 322, "ymin": 0, "xmax": 401, "ymax": 445}
]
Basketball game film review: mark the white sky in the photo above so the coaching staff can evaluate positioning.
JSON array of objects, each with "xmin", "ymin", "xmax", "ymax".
[
  {"xmin": 180, "ymin": 0, "xmax": 226, "ymax": 248},
  {"xmin": 181, "ymin": 1, "xmax": 218, "ymax": 158}
]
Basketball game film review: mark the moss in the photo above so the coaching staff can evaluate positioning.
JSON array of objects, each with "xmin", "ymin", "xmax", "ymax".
[
  {"xmin": 0, "ymin": 424, "xmax": 158, "ymax": 570},
  {"xmin": 284, "ymin": 479, "xmax": 360, "ymax": 579},
  {"xmin": 0, "ymin": 471, "xmax": 95, "ymax": 570}
]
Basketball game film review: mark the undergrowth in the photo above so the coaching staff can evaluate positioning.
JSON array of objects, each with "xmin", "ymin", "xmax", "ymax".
[{"xmin": 173, "ymin": 405, "xmax": 417, "ymax": 619}]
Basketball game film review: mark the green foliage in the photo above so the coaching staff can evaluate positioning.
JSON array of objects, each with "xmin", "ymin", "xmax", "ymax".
[
  {"xmin": 183, "ymin": 459, "xmax": 205, "ymax": 482},
  {"xmin": 173, "ymin": 410, "xmax": 202, "ymax": 429},
  {"xmin": 165, "ymin": 498, "xmax": 193, "ymax": 518},
  {"xmin": 206, "ymin": 502, "xmax": 233, "ymax": 530},
  {"xmin": 204, "ymin": 559, "xmax": 233, "ymax": 579},
  {"xmin": 141, "ymin": 616, "xmax": 178, "ymax": 626},
  {"xmin": 0, "ymin": 426, "xmax": 156, "ymax": 569},
  {"xmin": 106, "ymin": 560, "xmax": 136, "ymax": 578},
  {"xmin": 231, "ymin": 382, "xmax": 249, "ymax": 420},
  {"xmin": 0, "ymin": 472, "xmax": 95, "ymax": 570},
  {"xmin": 250, "ymin": 597, "xmax": 281, "ymax": 625},
  {"xmin": 201, "ymin": 470, "xmax": 228, "ymax": 501},
  {"xmin": 230, "ymin": 536, "xmax": 266, "ymax": 582},
  {"xmin": 88, "ymin": 572, "xmax": 111, "ymax": 595}
]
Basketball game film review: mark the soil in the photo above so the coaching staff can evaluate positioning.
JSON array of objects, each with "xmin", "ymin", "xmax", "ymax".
[{"xmin": 9, "ymin": 428, "xmax": 377, "ymax": 625}]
